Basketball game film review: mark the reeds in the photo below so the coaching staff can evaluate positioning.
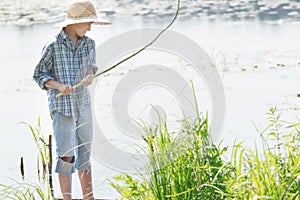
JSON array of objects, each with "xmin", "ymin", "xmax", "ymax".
[
  {"xmin": 110, "ymin": 112, "xmax": 235, "ymax": 199},
  {"xmin": 110, "ymin": 107, "xmax": 300, "ymax": 199},
  {"xmin": 6, "ymin": 117, "xmax": 55, "ymax": 199},
  {"xmin": 19, "ymin": 117, "xmax": 51, "ymax": 180},
  {"xmin": 0, "ymin": 104, "xmax": 298, "ymax": 199},
  {"xmin": 228, "ymin": 107, "xmax": 300, "ymax": 199},
  {"xmin": 0, "ymin": 180, "xmax": 51, "ymax": 200}
]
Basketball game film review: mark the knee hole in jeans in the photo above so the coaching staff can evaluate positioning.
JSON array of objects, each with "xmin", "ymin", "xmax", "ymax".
[{"xmin": 59, "ymin": 156, "xmax": 74, "ymax": 163}]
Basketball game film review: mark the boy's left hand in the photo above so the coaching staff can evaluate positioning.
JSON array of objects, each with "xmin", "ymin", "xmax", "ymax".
[{"xmin": 81, "ymin": 74, "xmax": 94, "ymax": 86}]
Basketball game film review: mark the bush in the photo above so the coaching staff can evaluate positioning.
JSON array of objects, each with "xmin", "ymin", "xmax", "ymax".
[
  {"xmin": 110, "ymin": 108, "xmax": 300, "ymax": 200},
  {"xmin": 110, "ymin": 113, "xmax": 235, "ymax": 199}
]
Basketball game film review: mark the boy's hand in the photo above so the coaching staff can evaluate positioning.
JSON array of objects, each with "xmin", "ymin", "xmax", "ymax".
[
  {"xmin": 81, "ymin": 74, "xmax": 94, "ymax": 86},
  {"xmin": 58, "ymin": 84, "xmax": 74, "ymax": 95}
]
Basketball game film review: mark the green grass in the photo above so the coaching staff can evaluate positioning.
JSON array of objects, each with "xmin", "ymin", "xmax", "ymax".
[
  {"xmin": 19, "ymin": 117, "xmax": 51, "ymax": 180},
  {"xmin": 1, "ymin": 109, "xmax": 299, "ymax": 199},
  {"xmin": 110, "ymin": 112, "xmax": 235, "ymax": 199},
  {"xmin": 228, "ymin": 107, "xmax": 300, "ymax": 199},
  {"xmin": 110, "ymin": 107, "xmax": 300, "ymax": 200},
  {"xmin": 0, "ymin": 117, "xmax": 56, "ymax": 200},
  {"xmin": 0, "ymin": 180, "xmax": 51, "ymax": 200}
]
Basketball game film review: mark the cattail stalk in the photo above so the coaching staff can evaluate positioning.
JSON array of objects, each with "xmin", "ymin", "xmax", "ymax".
[{"xmin": 20, "ymin": 157, "xmax": 24, "ymax": 179}]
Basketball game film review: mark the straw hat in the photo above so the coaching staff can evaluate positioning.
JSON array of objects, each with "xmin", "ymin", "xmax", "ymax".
[{"xmin": 55, "ymin": 0, "xmax": 112, "ymax": 27}]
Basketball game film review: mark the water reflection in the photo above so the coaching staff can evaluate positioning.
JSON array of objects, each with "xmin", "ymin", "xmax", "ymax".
[{"xmin": 0, "ymin": 0, "xmax": 300, "ymax": 26}]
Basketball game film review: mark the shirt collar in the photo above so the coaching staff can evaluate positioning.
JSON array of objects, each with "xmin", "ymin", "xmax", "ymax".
[
  {"xmin": 58, "ymin": 29, "xmax": 87, "ymax": 43},
  {"xmin": 59, "ymin": 29, "xmax": 68, "ymax": 40},
  {"xmin": 57, "ymin": 29, "xmax": 87, "ymax": 51}
]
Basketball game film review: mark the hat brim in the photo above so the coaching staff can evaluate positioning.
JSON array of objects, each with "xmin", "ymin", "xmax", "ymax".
[{"xmin": 54, "ymin": 17, "xmax": 112, "ymax": 28}]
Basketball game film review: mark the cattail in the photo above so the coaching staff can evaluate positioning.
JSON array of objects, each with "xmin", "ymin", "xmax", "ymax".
[{"xmin": 20, "ymin": 157, "xmax": 24, "ymax": 179}]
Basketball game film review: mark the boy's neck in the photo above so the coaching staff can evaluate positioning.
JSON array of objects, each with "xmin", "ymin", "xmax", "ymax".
[{"xmin": 64, "ymin": 27, "xmax": 78, "ymax": 46}]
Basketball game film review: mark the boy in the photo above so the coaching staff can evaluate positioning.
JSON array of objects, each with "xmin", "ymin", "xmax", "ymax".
[{"xmin": 33, "ymin": 1, "xmax": 111, "ymax": 199}]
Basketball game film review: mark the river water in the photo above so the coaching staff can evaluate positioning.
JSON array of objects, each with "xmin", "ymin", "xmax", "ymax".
[{"xmin": 0, "ymin": 0, "xmax": 300, "ymax": 199}]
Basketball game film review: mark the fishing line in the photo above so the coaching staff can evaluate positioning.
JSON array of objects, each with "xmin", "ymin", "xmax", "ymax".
[{"xmin": 56, "ymin": 0, "xmax": 180, "ymax": 97}]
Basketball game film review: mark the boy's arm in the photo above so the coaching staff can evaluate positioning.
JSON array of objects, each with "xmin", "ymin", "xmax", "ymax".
[
  {"xmin": 81, "ymin": 40, "xmax": 98, "ymax": 87},
  {"xmin": 44, "ymin": 80, "xmax": 74, "ymax": 95},
  {"xmin": 33, "ymin": 44, "xmax": 55, "ymax": 90},
  {"xmin": 81, "ymin": 68, "xmax": 95, "ymax": 87},
  {"xmin": 86, "ymin": 68, "xmax": 96, "ymax": 76}
]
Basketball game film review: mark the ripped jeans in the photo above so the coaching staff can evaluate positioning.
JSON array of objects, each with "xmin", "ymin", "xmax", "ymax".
[{"xmin": 52, "ymin": 106, "xmax": 93, "ymax": 176}]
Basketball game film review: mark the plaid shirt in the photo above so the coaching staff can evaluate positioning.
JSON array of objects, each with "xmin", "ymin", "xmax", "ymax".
[{"xmin": 33, "ymin": 30, "xmax": 97, "ymax": 117}]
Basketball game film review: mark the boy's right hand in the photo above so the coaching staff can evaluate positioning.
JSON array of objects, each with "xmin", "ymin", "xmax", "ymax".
[{"xmin": 58, "ymin": 84, "xmax": 74, "ymax": 95}]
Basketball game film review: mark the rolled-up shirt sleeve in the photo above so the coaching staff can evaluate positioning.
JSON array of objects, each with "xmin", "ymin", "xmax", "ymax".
[
  {"xmin": 33, "ymin": 44, "xmax": 54, "ymax": 90},
  {"xmin": 87, "ymin": 40, "xmax": 98, "ymax": 74}
]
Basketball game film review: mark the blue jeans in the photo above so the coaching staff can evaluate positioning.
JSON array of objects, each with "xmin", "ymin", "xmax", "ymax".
[{"xmin": 52, "ymin": 106, "xmax": 93, "ymax": 176}]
